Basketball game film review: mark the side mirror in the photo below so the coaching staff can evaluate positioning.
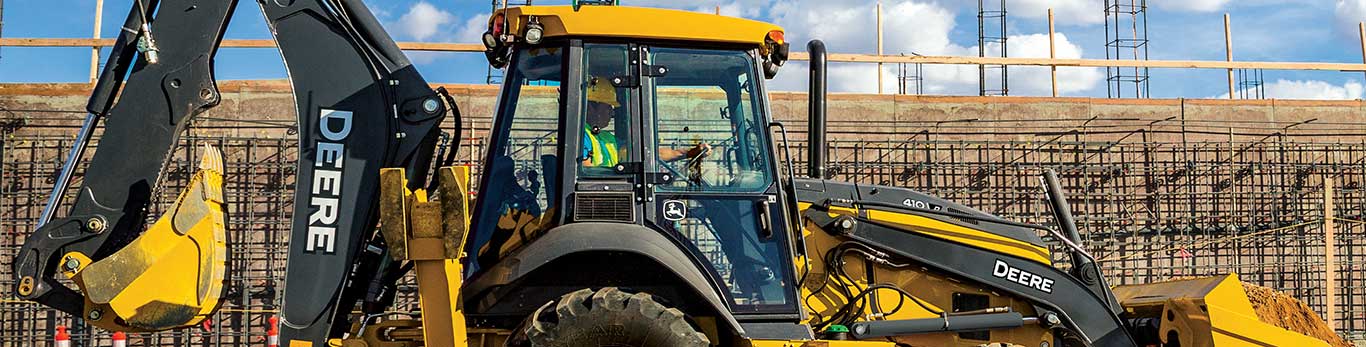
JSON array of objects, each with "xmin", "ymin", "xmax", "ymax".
[{"xmin": 763, "ymin": 61, "xmax": 780, "ymax": 79}]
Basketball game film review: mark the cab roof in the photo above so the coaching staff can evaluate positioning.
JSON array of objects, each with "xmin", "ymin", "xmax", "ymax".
[{"xmin": 492, "ymin": 5, "xmax": 784, "ymax": 47}]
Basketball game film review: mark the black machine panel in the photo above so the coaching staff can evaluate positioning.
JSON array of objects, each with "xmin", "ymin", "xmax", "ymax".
[
  {"xmin": 12, "ymin": 0, "xmax": 449, "ymax": 343},
  {"xmin": 260, "ymin": 0, "xmax": 446, "ymax": 342},
  {"xmin": 796, "ymin": 178, "xmax": 1139, "ymax": 346}
]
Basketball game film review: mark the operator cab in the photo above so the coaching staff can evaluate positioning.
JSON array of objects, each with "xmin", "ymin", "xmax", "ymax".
[{"xmin": 465, "ymin": 5, "xmax": 803, "ymax": 328}]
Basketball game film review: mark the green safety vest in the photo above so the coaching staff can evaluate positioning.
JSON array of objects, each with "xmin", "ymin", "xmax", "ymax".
[{"xmin": 583, "ymin": 126, "xmax": 619, "ymax": 167}]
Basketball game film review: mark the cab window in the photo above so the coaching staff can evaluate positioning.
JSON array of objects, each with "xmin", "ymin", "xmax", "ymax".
[
  {"xmin": 469, "ymin": 46, "xmax": 563, "ymax": 271},
  {"xmin": 651, "ymin": 48, "xmax": 772, "ymax": 192},
  {"xmin": 578, "ymin": 44, "xmax": 635, "ymax": 175}
]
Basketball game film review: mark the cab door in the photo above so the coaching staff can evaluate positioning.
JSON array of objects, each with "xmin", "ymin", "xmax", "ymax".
[
  {"xmin": 640, "ymin": 45, "xmax": 800, "ymax": 317},
  {"xmin": 565, "ymin": 42, "xmax": 648, "ymax": 224}
]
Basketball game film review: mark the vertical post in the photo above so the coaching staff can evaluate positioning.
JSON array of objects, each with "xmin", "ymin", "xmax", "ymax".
[
  {"xmin": 89, "ymin": 0, "xmax": 105, "ymax": 83},
  {"xmin": 1358, "ymin": 22, "xmax": 1365, "ymax": 82},
  {"xmin": 0, "ymin": 0, "xmax": 6, "ymax": 58},
  {"xmin": 714, "ymin": 5, "xmax": 719, "ymax": 15},
  {"xmin": 1224, "ymin": 13, "xmax": 1234, "ymax": 99},
  {"xmin": 1323, "ymin": 176, "xmax": 1338, "ymax": 327},
  {"xmin": 876, "ymin": 1, "xmax": 884, "ymax": 94},
  {"xmin": 1048, "ymin": 8, "xmax": 1057, "ymax": 97},
  {"xmin": 978, "ymin": 0, "xmax": 985, "ymax": 96}
]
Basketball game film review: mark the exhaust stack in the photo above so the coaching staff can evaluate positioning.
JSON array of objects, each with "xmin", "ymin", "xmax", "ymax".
[{"xmin": 807, "ymin": 40, "xmax": 827, "ymax": 179}]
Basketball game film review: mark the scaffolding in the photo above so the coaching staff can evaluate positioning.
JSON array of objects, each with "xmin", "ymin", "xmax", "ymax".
[
  {"xmin": 977, "ymin": 0, "xmax": 1007, "ymax": 96},
  {"xmin": 1104, "ymin": 0, "xmax": 1151, "ymax": 98},
  {"xmin": 896, "ymin": 53, "xmax": 924, "ymax": 95},
  {"xmin": 1238, "ymin": 68, "xmax": 1267, "ymax": 99},
  {"xmin": 1, "ymin": 0, "xmax": 6, "ymax": 63},
  {"xmin": 6, "ymin": 102, "xmax": 1366, "ymax": 341}
]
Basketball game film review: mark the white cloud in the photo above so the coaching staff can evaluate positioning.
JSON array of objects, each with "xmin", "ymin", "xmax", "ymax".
[
  {"xmin": 387, "ymin": 2, "xmax": 487, "ymax": 64},
  {"xmin": 765, "ymin": 0, "xmax": 1100, "ymax": 95},
  {"xmin": 411, "ymin": 0, "xmax": 1097, "ymax": 95},
  {"xmin": 630, "ymin": 0, "xmax": 766, "ymax": 18},
  {"xmin": 1219, "ymin": 79, "xmax": 1365, "ymax": 100},
  {"xmin": 1153, "ymin": 0, "xmax": 1230, "ymax": 12},
  {"xmin": 396, "ymin": 2, "xmax": 455, "ymax": 41},
  {"xmin": 680, "ymin": 2, "xmax": 761, "ymax": 18},
  {"xmin": 993, "ymin": 33, "xmax": 1103, "ymax": 95},
  {"xmin": 1337, "ymin": 0, "xmax": 1366, "ymax": 40},
  {"xmin": 454, "ymin": 15, "xmax": 488, "ymax": 43},
  {"xmin": 366, "ymin": 3, "xmax": 393, "ymax": 19},
  {"xmin": 1011, "ymin": 0, "xmax": 1104, "ymax": 26}
]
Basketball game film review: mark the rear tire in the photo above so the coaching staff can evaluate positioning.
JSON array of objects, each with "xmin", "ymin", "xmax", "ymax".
[{"xmin": 521, "ymin": 287, "xmax": 710, "ymax": 347}]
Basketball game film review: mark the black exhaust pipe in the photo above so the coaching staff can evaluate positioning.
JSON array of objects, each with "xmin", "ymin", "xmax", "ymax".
[{"xmin": 807, "ymin": 40, "xmax": 828, "ymax": 179}]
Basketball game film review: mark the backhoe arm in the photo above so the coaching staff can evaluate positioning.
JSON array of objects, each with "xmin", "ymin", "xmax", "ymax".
[
  {"xmin": 11, "ymin": 0, "xmax": 451, "ymax": 342},
  {"xmin": 12, "ymin": 0, "xmax": 236, "ymax": 326}
]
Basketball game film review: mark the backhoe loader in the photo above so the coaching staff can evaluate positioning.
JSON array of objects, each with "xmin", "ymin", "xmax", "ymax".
[{"xmin": 11, "ymin": 1, "xmax": 1341, "ymax": 346}]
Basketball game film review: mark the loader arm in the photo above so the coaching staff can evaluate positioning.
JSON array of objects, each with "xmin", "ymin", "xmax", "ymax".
[{"xmin": 11, "ymin": 0, "xmax": 450, "ymax": 343}]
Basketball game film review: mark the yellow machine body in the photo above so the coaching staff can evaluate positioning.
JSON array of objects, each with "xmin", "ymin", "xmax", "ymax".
[
  {"xmin": 459, "ymin": 5, "xmax": 1337, "ymax": 347},
  {"xmin": 343, "ymin": 166, "xmax": 512, "ymax": 347},
  {"xmin": 1113, "ymin": 274, "xmax": 1331, "ymax": 347},
  {"xmin": 797, "ymin": 204, "xmax": 1054, "ymax": 347},
  {"xmin": 62, "ymin": 146, "xmax": 228, "ymax": 332},
  {"xmin": 493, "ymin": 6, "xmax": 783, "ymax": 49}
]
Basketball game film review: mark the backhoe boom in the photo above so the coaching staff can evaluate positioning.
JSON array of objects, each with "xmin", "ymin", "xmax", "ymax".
[{"xmin": 11, "ymin": 0, "xmax": 452, "ymax": 344}]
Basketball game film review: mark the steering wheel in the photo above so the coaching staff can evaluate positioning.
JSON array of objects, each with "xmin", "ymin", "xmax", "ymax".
[
  {"xmin": 658, "ymin": 157, "xmax": 687, "ymax": 184},
  {"xmin": 657, "ymin": 145, "xmax": 713, "ymax": 187}
]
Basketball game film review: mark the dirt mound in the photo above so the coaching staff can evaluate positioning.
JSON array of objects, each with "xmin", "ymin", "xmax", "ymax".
[{"xmin": 1241, "ymin": 283, "xmax": 1351, "ymax": 347}]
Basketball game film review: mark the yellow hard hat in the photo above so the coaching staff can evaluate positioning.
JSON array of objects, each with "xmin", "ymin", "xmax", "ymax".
[{"xmin": 587, "ymin": 76, "xmax": 620, "ymax": 107}]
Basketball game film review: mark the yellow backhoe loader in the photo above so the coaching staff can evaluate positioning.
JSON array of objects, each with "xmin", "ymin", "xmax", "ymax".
[{"xmin": 11, "ymin": 0, "xmax": 1342, "ymax": 346}]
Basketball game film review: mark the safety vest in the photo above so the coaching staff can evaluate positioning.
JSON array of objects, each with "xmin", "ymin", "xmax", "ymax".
[{"xmin": 583, "ymin": 126, "xmax": 619, "ymax": 167}]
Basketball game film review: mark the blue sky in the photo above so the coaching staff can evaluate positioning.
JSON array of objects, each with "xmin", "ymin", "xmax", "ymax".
[{"xmin": 2, "ymin": 0, "xmax": 1365, "ymax": 99}]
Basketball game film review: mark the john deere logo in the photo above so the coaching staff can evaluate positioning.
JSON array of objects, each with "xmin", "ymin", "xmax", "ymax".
[{"xmin": 662, "ymin": 200, "xmax": 687, "ymax": 221}]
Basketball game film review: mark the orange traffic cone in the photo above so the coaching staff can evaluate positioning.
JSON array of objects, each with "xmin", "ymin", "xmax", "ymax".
[
  {"xmin": 111, "ymin": 331, "xmax": 127, "ymax": 347},
  {"xmin": 54, "ymin": 326, "xmax": 70, "ymax": 347},
  {"xmin": 267, "ymin": 316, "xmax": 280, "ymax": 347}
]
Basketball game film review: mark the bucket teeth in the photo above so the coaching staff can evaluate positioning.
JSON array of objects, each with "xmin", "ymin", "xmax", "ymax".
[{"xmin": 199, "ymin": 144, "xmax": 223, "ymax": 174}]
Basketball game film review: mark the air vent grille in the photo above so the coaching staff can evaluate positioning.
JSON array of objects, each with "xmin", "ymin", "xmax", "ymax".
[{"xmin": 574, "ymin": 192, "xmax": 636, "ymax": 222}]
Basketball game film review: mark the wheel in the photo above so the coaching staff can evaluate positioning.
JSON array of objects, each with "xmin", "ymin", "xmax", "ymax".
[{"xmin": 517, "ymin": 287, "xmax": 710, "ymax": 347}]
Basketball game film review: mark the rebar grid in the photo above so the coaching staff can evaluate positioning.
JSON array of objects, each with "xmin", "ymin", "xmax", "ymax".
[
  {"xmin": 1104, "ymin": 0, "xmax": 1151, "ymax": 98},
  {"xmin": 977, "ymin": 0, "xmax": 1008, "ymax": 96},
  {"xmin": 2, "ymin": 113, "xmax": 1366, "ymax": 343}
]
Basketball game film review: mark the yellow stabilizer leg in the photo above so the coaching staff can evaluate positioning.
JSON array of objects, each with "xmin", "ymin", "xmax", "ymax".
[{"xmin": 64, "ymin": 145, "xmax": 228, "ymax": 332}]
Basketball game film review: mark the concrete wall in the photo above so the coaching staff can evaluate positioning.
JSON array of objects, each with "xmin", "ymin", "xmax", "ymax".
[{"xmin": 5, "ymin": 80, "xmax": 1366, "ymax": 142}]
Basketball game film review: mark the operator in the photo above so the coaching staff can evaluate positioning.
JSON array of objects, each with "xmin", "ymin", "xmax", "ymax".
[{"xmin": 581, "ymin": 76, "xmax": 710, "ymax": 168}]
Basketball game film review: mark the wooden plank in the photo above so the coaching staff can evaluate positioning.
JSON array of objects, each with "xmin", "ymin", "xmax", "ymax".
[
  {"xmin": 876, "ymin": 2, "xmax": 883, "ymax": 95},
  {"xmin": 1224, "ymin": 14, "xmax": 1234, "ymax": 99},
  {"xmin": 785, "ymin": 53, "xmax": 1366, "ymax": 72},
  {"xmin": 7, "ymin": 37, "xmax": 1366, "ymax": 72},
  {"xmin": 1359, "ymin": 22, "xmax": 1365, "ymax": 80},
  {"xmin": 89, "ymin": 0, "xmax": 104, "ymax": 83},
  {"xmin": 1048, "ymin": 8, "xmax": 1057, "ymax": 97},
  {"xmin": 394, "ymin": 42, "xmax": 484, "ymax": 52},
  {"xmin": 0, "ymin": 38, "xmax": 483, "ymax": 52}
]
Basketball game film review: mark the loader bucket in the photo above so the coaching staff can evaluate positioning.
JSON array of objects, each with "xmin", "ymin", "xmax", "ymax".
[
  {"xmin": 1113, "ymin": 274, "xmax": 1332, "ymax": 347},
  {"xmin": 65, "ymin": 146, "xmax": 228, "ymax": 332}
]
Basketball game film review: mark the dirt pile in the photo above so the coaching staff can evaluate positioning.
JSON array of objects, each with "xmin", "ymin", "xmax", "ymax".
[{"xmin": 1241, "ymin": 283, "xmax": 1351, "ymax": 347}]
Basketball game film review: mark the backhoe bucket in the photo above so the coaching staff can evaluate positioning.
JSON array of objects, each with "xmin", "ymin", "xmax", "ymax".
[
  {"xmin": 1113, "ymin": 274, "xmax": 1331, "ymax": 347},
  {"xmin": 63, "ymin": 146, "xmax": 228, "ymax": 332}
]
